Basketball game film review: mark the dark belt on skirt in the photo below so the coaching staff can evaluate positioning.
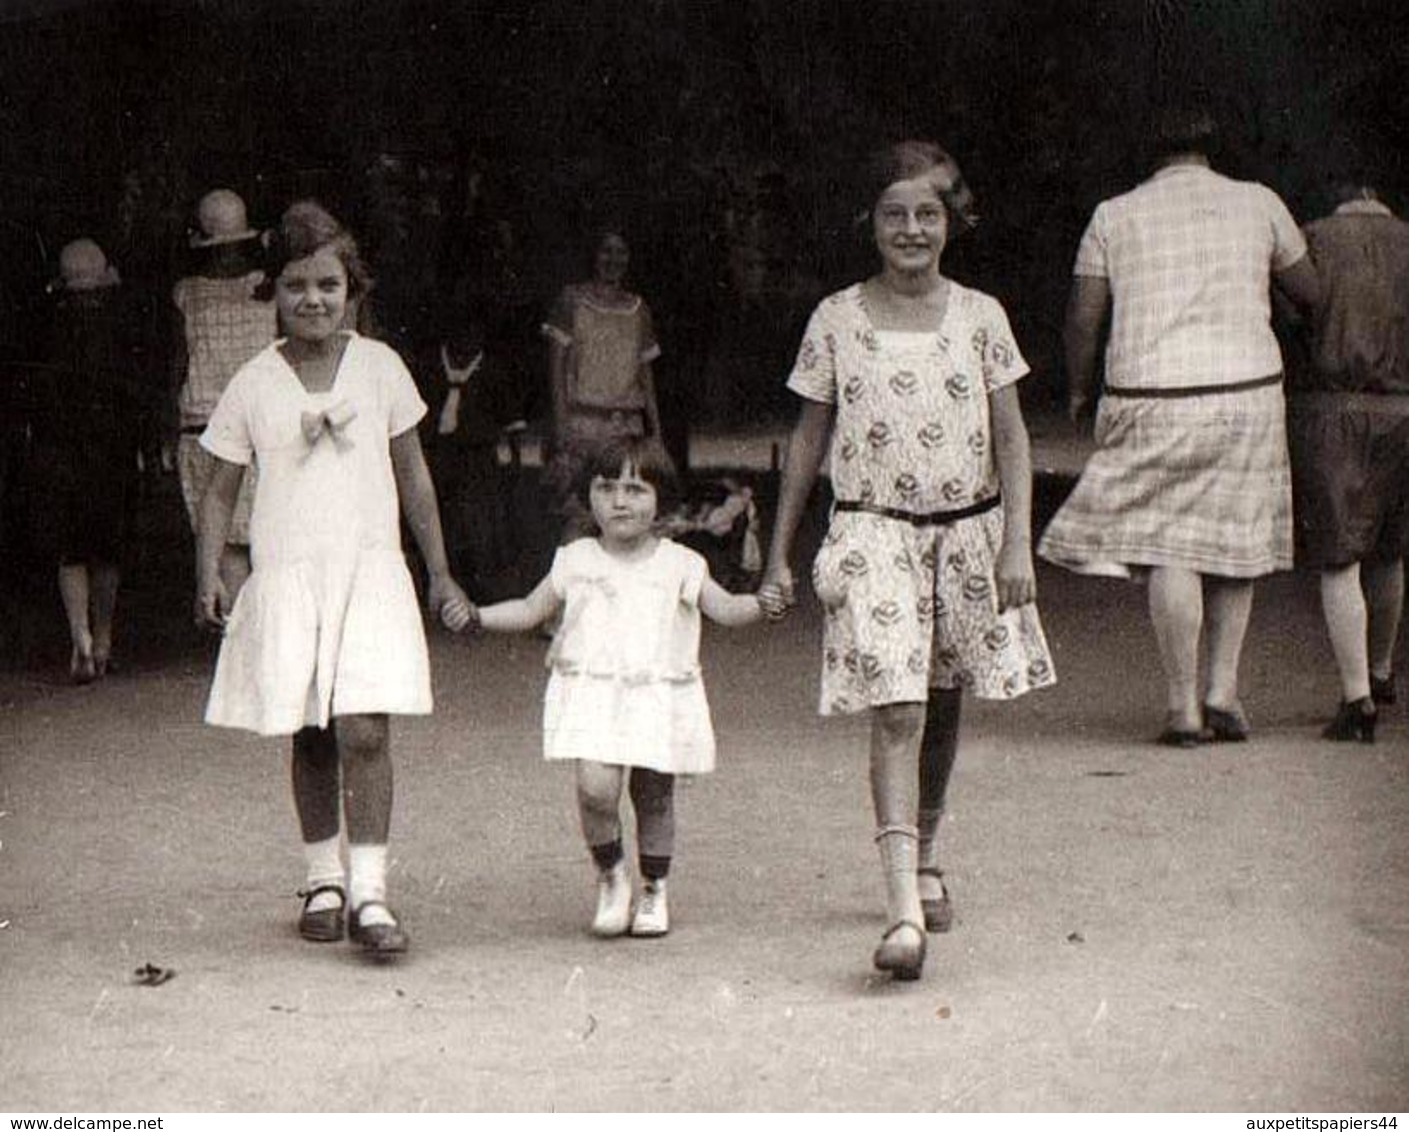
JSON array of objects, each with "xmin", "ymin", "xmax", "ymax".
[
  {"xmin": 833, "ymin": 493, "xmax": 1001, "ymax": 526},
  {"xmin": 180, "ymin": 424, "xmax": 206, "ymax": 435},
  {"xmin": 1103, "ymin": 373, "xmax": 1282, "ymax": 399}
]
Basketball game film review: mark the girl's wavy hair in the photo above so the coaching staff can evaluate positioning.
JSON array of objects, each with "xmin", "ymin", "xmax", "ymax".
[
  {"xmin": 253, "ymin": 200, "xmax": 373, "ymax": 301},
  {"xmin": 856, "ymin": 140, "xmax": 980, "ymax": 235},
  {"xmin": 573, "ymin": 437, "xmax": 681, "ymax": 516}
]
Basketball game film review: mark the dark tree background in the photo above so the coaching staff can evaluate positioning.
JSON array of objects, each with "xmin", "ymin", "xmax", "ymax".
[{"xmin": 1, "ymin": 0, "xmax": 1406, "ymax": 405}]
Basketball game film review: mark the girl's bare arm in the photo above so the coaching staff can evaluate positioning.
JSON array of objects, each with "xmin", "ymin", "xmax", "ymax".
[
  {"xmin": 194, "ymin": 456, "xmax": 243, "ymax": 627},
  {"xmin": 476, "ymin": 575, "xmax": 560, "ymax": 633},
  {"xmin": 762, "ymin": 398, "xmax": 835, "ymax": 604},
  {"xmin": 390, "ymin": 427, "xmax": 472, "ymax": 629},
  {"xmin": 699, "ymin": 575, "xmax": 764, "ymax": 627},
  {"xmin": 988, "ymin": 383, "xmax": 1037, "ymax": 612}
]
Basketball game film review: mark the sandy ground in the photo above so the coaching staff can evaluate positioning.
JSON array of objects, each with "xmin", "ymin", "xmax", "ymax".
[
  {"xmin": 2, "ymin": 516, "xmax": 1407, "ymax": 1111},
  {"xmin": 2, "ymin": 415, "xmax": 1407, "ymax": 1112}
]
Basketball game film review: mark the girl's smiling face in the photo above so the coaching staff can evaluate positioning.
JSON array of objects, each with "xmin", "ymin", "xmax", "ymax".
[
  {"xmin": 873, "ymin": 175, "xmax": 949, "ymax": 278},
  {"xmin": 276, "ymin": 246, "xmax": 348, "ymax": 343},
  {"xmin": 588, "ymin": 461, "xmax": 658, "ymax": 546}
]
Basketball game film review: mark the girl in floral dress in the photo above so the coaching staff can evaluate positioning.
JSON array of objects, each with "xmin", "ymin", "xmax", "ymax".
[{"xmin": 762, "ymin": 142, "xmax": 1055, "ymax": 981}]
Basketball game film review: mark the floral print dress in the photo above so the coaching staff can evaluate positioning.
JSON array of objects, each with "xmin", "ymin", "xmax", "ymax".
[{"xmin": 788, "ymin": 283, "xmax": 1055, "ymax": 714}]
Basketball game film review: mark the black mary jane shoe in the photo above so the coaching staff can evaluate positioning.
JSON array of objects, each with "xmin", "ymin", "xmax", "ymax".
[
  {"xmin": 873, "ymin": 920, "xmax": 926, "ymax": 981},
  {"xmin": 918, "ymin": 868, "xmax": 953, "ymax": 934},
  {"xmin": 1203, "ymin": 703, "xmax": 1250, "ymax": 743},
  {"xmin": 297, "ymin": 884, "xmax": 347, "ymax": 943},
  {"xmin": 1322, "ymin": 697, "xmax": 1377, "ymax": 744},
  {"xmin": 1370, "ymin": 673, "xmax": 1396, "ymax": 706},
  {"xmin": 1156, "ymin": 725, "xmax": 1208, "ymax": 749},
  {"xmin": 349, "ymin": 901, "xmax": 410, "ymax": 956}
]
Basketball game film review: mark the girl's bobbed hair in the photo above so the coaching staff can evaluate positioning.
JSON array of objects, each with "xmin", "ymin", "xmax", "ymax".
[
  {"xmin": 254, "ymin": 200, "xmax": 373, "ymax": 301},
  {"xmin": 857, "ymin": 140, "xmax": 980, "ymax": 235},
  {"xmin": 573, "ymin": 437, "xmax": 681, "ymax": 516}
]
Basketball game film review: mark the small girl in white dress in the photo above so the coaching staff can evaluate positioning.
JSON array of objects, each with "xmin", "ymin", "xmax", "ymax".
[
  {"xmin": 468, "ymin": 438, "xmax": 777, "ymax": 937},
  {"xmin": 195, "ymin": 202, "xmax": 472, "ymax": 957}
]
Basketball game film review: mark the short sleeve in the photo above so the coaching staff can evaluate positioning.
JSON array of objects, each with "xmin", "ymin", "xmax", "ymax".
[
  {"xmin": 200, "ymin": 365, "xmax": 254, "ymax": 465},
  {"xmin": 972, "ymin": 294, "xmax": 1031, "ymax": 394},
  {"xmin": 1072, "ymin": 205, "xmax": 1109, "ymax": 279},
  {"xmin": 638, "ymin": 301, "xmax": 661, "ymax": 364},
  {"xmin": 1265, "ymin": 189, "xmax": 1309, "ymax": 272},
  {"xmin": 548, "ymin": 543, "xmax": 578, "ymax": 600},
  {"xmin": 676, "ymin": 544, "xmax": 707, "ymax": 608},
  {"xmin": 785, "ymin": 301, "xmax": 838, "ymax": 404},
  {"xmin": 384, "ymin": 347, "xmax": 429, "ymax": 438},
  {"xmin": 541, "ymin": 288, "xmax": 575, "ymax": 349}
]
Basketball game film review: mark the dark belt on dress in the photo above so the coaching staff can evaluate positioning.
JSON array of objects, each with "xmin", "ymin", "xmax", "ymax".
[
  {"xmin": 180, "ymin": 424, "xmax": 207, "ymax": 435},
  {"xmin": 1103, "ymin": 373, "xmax": 1282, "ymax": 399},
  {"xmin": 833, "ymin": 494, "xmax": 1001, "ymax": 526}
]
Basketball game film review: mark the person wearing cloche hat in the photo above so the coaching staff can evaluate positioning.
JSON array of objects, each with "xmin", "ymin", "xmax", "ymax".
[
  {"xmin": 33, "ymin": 238, "xmax": 150, "ymax": 681},
  {"xmin": 190, "ymin": 188, "xmax": 261, "ymax": 248},
  {"xmin": 170, "ymin": 189, "xmax": 276, "ymax": 600},
  {"xmin": 51, "ymin": 237, "xmax": 121, "ymax": 293}
]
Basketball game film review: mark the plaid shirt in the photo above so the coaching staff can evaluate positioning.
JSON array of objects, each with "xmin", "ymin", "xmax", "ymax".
[
  {"xmin": 173, "ymin": 273, "xmax": 277, "ymax": 426},
  {"xmin": 1075, "ymin": 164, "xmax": 1307, "ymax": 389}
]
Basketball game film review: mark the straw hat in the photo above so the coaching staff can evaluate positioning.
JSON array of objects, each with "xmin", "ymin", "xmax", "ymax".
[
  {"xmin": 57, "ymin": 238, "xmax": 120, "ymax": 291},
  {"xmin": 191, "ymin": 189, "xmax": 259, "ymax": 247}
]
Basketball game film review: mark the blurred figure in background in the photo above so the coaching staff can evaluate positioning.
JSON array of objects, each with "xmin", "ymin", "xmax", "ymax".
[
  {"xmin": 542, "ymin": 225, "xmax": 667, "ymax": 541},
  {"xmin": 170, "ymin": 189, "xmax": 276, "ymax": 599},
  {"xmin": 1289, "ymin": 181, "xmax": 1409, "ymax": 742},
  {"xmin": 416, "ymin": 284, "xmax": 526, "ymax": 601},
  {"xmin": 32, "ymin": 238, "xmax": 152, "ymax": 681}
]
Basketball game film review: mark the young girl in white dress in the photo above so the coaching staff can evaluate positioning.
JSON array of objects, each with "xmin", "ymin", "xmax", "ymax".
[
  {"xmin": 468, "ymin": 438, "xmax": 777, "ymax": 937},
  {"xmin": 195, "ymin": 201, "xmax": 472, "ymax": 956}
]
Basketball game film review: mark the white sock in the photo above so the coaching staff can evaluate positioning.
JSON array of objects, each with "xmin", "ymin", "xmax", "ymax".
[
  {"xmin": 302, "ymin": 835, "xmax": 344, "ymax": 913},
  {"xmin": 349, "ymin": 844, "xmax": 393, "ymax": 925}
]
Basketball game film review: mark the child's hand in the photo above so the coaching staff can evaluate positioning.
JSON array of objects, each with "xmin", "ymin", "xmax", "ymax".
[
  {"xmin": 428, "ymin": 574, "xmax": 474, "ymax": 632},
  {"xmin": 757, "ymin": 585, "xmax": 791, "ymax": 621},
  {"xmin": 757, "ymin": 564, "xmax": 795, "ymax": 622},
  {"xmin": 441, "ymin": 595, "xmax": 477, "ymax": 633}
]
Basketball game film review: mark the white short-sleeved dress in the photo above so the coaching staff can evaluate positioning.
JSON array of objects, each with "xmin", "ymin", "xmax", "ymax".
[
  {"xmin": 543, "ymin": 537, "xmax": 715, "ymax": 774},
  {"xmin": 201, "ymin": 333, "xmax": 432, "ymax": 736},
  {"xmin": 790, "ymin": 283, "xmax": 1056, "ymax": 715}
]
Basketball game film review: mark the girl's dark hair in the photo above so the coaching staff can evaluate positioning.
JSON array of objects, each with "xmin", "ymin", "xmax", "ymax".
[
  {"xmin": 859, "ymin": 140, "xmax": 980, "ymax": 234},
  {"xmin": 573, "ymin": 437, "xmax": 680, "ymax": 515},
  {"xmin": 253, "ymin": 200, "xmax": 373, "ymax": 301}
]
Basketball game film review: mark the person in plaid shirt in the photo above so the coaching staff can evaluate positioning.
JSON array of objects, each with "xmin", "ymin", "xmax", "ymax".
[
  {"xmin": 1039, "ymin": 105, "xmax": 1320, "ymax": 747},
  {"xmin": 171, "ymin": 189, "xmax": 277, "ymax": 600}
]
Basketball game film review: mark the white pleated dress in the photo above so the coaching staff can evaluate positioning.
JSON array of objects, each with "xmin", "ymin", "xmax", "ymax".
[
  {"xmin": 201, "ymin": 334, "xmax": 432, "ymax": 736},
  {"xmin": 543, "ymin": 538, "xmax": 715, "ymax": 774}
]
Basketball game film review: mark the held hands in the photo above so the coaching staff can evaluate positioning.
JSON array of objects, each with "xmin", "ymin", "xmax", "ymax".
[
  {"xmin": 757, "ymin": 563, "xmax": 796, "ymax": 622},
  {"xmin": 428, "ymin": 573, "xmax": 476, "ymax": 633}
]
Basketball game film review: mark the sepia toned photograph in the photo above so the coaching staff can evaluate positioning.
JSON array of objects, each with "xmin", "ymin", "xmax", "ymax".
[{"xmin": 1, "ymin": 0, "xmax": 1406, "ymax": 1115}]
